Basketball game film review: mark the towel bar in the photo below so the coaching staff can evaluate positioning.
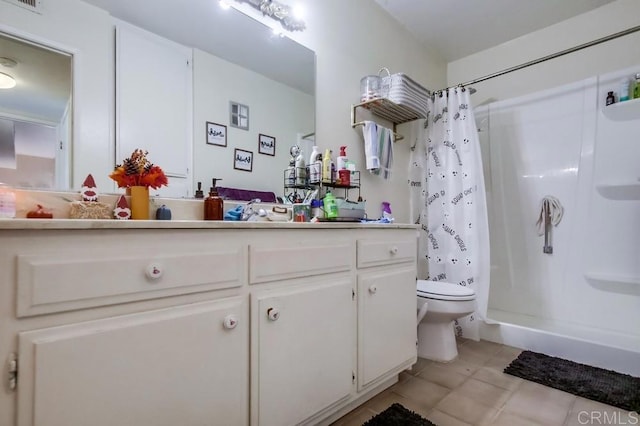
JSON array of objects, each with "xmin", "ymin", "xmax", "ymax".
[
  {"xmin": 351, "ymin": 120, "xmax": 404, "ymax": 141},
  {"xmin": 351, "ymin": 100, "xmax": 406, "ymax": 141}
]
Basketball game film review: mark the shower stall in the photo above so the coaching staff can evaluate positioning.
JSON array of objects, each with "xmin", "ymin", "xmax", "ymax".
[{"xmin": 475, "ymin": 65, "xmax": 640, "ymax": 375}]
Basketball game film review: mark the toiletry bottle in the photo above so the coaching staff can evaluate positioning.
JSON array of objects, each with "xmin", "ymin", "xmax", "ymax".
[
  {"xmin": 606, "ymin": 91, "xmax": 615, "ymax": 106},
  {"xmin": 204, "ymin": 178, "xmax": 223, "ymax": 220},
  {"xmin": 0, "ymin": 183, "xmax": 16, "ymax": 219},
  {"xmin": 336, "ymin": 146, "xmax": 348, "ymax": 170},
  {"xmin": 322, "ymin": 148, "xmax": 332, "ymax": 183},
  {"xmin": 194, "ymin": 181, "xmax": 204, "ymax": 199},
  {"xmin": 323, "ymin": 191, "xmax": 338, "ymax": 219},
  {"xmin": 295, "ymin": 149, "xmax": 306, "ymax": 186},
  {"xmin": 619, "ymin": 78, "xmax": 630, "ymax": 102},
  {"xmin": 308, "ymin": 145, "xmax": 320, "ymax": 184},
  {"xmin": 634, "ymin": 73, "xmax": 640, "ymax": 99},
  {"xmin": 381, "ymin": 201, "xmax": 393, "ymax": 220},
  {"xmin": 286, "ymin": 158, "xmax": 296, "ymax": 186}
]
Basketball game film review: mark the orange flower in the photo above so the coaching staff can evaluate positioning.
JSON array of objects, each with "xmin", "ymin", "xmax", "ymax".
[{"xmin": 110, "ymin": 149, "xmax": 168, "ymax": 189}]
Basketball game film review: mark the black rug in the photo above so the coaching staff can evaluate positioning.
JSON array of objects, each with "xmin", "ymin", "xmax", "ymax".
[
  {"xmin": 504, "ymin": 351, "xmax": 640, "ymax": 412},
  {"xmin": 362, "ymin": 403, "xmax": 437, "ymax": 426}
]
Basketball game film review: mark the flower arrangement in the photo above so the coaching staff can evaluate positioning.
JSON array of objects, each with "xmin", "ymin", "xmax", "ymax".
[{"xmin": 109, "ymin": 149, "xmax": 168, "ymax": 189}]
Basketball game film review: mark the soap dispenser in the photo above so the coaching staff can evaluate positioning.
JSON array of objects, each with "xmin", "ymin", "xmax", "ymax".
[
  {"xmin": 194, "ymin": 181, "xmax": 204, "ymax": 199},
  {"xmin": 204, "ymin": 178, "xmax": 223, "ymax": 220}
]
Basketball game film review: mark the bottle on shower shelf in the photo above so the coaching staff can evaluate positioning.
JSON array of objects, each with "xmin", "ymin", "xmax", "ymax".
[
  {"xmin": 619, "ymin": 78, "xmax": 630, "ymax": 102},
  {"xmin": 606, "ymin": 91, "xmax": 615, "ymax": 106}
]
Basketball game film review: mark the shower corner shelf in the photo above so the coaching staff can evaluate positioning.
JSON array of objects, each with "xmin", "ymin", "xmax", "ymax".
[
  {"xmin": 351, "ymin": 98, "xmax": 424, "ymax": 141},
  {"xmin": 602, "ymin": 97, "xmax": 640, "ymax": 121},
  {"xmin": 584, "ymin": 272, "xmax": 640, "ymax": 295},
  {"xmin": 595, "ymin": 182, "xmax": 640, "ymax": 200}
]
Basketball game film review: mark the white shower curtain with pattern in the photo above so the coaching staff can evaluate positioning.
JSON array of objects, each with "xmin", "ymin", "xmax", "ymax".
[{"xmin": 421, "ymin": 88, "xmax": 490, "ymax": 340}]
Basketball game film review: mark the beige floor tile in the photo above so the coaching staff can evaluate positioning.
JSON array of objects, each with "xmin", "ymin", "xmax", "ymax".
[
  {"xmin": 472, "ymin": 365, "xmax": 523, "ymax": 390},
  {"xmin": 460, "ymin": 339, "xmax": 504, "ymax": 357},
  {"xmin": 454, "ymin": 378, "xmax": 512, "ymax": 409},
  {"xmin": 330, "ymin": 407, "xmax": 376, "ymax": 426},
  {"xmin": 431, "ymin": 356, "xmax": 482, "ymax": 376},
  {"xmin": 405, "ymin": 357, "xmax": 432, "ymax": 376},
  {"xmin": 363, "ymin": 388, "xmax": 432, "ymax": 418},
  {"xmin": 435, "ymin": 392, "xmax": 499, "ymax": 425},
  {"xmin": 416, "ymin": 362, "xmax": 469, "ymax": 389},
  {"xmin": 390, "ymin": 376, "xmax": 450, "ymax": 409},
  {"xmin": 457, "ymin": 344, "xmax": 494, "ymax": 365},
  {"xmin": 502, "ymin": 381, "xmax": 576, "ymax": 425},
  {"xmin": 427, "ymin": 409, "xmax": 473, "ymax": 426},
  {"xmin": 490, "ymin": 410, "xmax": 547, "ymax": 426},
  {"xmin": 564, "ymin": 397, "xmax": 637, "ymax": 426}
]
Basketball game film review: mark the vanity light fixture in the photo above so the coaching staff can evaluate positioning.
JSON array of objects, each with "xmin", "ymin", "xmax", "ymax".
[
  {"xmin": 234, "ymin": 0, "xmax": 306, "ymax": 32},
  {"xmin": 0, "ymin": 72, "xmax": 16, "ymax": 89},
  {"xmin": 219, "ymin": 0, "xmax": 231, "ymax": 10}
]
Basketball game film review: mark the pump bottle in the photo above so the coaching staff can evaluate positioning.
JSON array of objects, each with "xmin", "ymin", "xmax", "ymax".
[{"xmin": 204, "ymin": 178, "xmax": 223, "ymax": 220}]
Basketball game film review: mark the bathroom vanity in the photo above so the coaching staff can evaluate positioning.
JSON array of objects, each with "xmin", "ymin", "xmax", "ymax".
[{"xmin": 0, "ymin": 221, "xmax": 418, "ymax": 426}]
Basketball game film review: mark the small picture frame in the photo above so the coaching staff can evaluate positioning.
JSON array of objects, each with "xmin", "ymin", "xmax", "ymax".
[
  {"xmin": 206, "ymin": 122, "xmax": 227, "ymax": 147},
  {"xmin": 229, "ymin": 101, "xmax": 249, "ymax": 130},
  {"xmin": 234, "ymin": 148, "xmax": 253, "ymax": 172},
  {"xmin": 258, "ymin": 133, "xmax": 276, "ymax": 156}
]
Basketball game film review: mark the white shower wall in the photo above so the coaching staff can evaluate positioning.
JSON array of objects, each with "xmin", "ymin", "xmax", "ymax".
[{"xmin": 477, "ymin": 65, "xmax": 640, "ymax": 368}]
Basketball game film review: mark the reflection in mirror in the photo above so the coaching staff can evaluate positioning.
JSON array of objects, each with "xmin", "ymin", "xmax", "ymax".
[
  {"xmin": 84, "ymin": 0, "xmax": 315, "ymax": 199},
  {"xmin": 0, "ymin": 32, "xmax": 72, "ymax": 189}
]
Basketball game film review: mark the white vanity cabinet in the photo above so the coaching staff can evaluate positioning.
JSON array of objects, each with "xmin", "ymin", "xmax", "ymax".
[
  {"xmin": 17, "ymin": 298, "xmax": 249, "ymax": 426},
  {"xmin": 0, "ymin": 223, "xmax": 418, "ymax": 426},
  {"xmin": 357, "ymin": 234, "xmax": 418, "ymax": 391}
]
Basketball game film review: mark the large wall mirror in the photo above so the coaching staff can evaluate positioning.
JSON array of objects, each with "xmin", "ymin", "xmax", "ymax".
[
  {"xmin": 1, "ymin": 0, "xmax": 315, "ymax": 198},
  {"xmin": 0, "ymin": 32, "xmax": 72, "ymax": 189}
]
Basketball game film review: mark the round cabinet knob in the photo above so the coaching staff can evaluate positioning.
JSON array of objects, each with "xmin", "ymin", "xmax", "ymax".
[
  {"xmin": 369, "ymin": 285, "xmax": 377, "ymax": 294},
  {"xmin": 267, "ymin": 307, "xmax": 280, "ymax": 321},
  {"xmin": 146, "ymin": 263, "xmax": 163, "ymax": 280},
  {"xmin": 389, "ymin": 246, "xmax": 398, "ymax": 255},
  {"xmin": 223, "ymin": 315, "xmax": 238, "ymax": 330}
]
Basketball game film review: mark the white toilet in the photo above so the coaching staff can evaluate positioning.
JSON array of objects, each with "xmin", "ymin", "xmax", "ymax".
[{"xmin": 416, "ymin": 280, "xmax": 476, "ymax": 362}]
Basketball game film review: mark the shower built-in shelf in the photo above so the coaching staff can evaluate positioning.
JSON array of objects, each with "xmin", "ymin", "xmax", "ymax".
[
  {"xmin": 584, "ymin": 273, "xmax": 640, "ymax": 295},
  {"xmin": 602, "ymin": 97, "xmax": 640, "ymax": 121},
  {"xmin": 595, "ymin": 182, "xmax": 640, "ymax": 200}
]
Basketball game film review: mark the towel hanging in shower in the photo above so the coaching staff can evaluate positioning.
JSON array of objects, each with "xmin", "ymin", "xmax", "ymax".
[{"xmin": 535, "ymin": 195, "xmax": 564, "ymax": 236}]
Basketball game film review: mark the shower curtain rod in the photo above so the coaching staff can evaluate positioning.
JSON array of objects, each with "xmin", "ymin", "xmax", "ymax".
[{"xmin": 444, "ymin": 24, "xmax": 640, "ymax": 91}]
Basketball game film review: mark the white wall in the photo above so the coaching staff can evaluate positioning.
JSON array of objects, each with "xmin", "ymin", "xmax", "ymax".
[
  {"xmin": 232, "ymin": 0, "xmax": 447, "ymax": 220},
  {"xmin": 0, "ymin": 0, "xmax": 447, "ymax": 221},
  {"xmin": 448, "ymin": 0, "xmax": 640, "ymax": 105},
  {"xmin": 0, "ymin": 0, "xmax": 114, "ymax": 190},
  {"xmin": 192, "ymin": 49, "xmax": 314, "ymax": 196}
]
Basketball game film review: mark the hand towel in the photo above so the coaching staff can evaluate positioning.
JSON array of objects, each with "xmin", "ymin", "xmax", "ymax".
[
  {"xmin": 535, "ymin": 195, "xmax": 563, "ymax": 235},
  {"xmin": 362, "ymin": 121, "xmax": 380, "ymax": 170}
]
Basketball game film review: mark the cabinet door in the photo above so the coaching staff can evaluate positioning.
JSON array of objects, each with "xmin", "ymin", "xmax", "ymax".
[
  {"xmin": 358, "ymin": 265, "xmax": 417, "ymax": 390},
  {"xmin": 116, "ymin": 24, "xmax": 192, "ymax": 187},
  {"xmin": 17, "ymin": 298, "xmax": 248, "ymax": 426},
  {"xmin": 251, "ymin": 277, "xmax": 353, "ymax": 426}
]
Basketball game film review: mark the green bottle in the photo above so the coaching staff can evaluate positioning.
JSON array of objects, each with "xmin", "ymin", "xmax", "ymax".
[{"xmin": 324, "ymin": 192, "xmax": 338, "ymax": 219}]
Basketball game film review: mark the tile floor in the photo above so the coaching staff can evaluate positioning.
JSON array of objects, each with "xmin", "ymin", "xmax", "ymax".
[{"xmin": 332, "ymin": 339, "xmax": 637, "ymax": 426}]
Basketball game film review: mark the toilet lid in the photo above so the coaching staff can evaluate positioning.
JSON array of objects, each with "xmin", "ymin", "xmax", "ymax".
[{"xmin": 417, "ymin": 280, "xmax": 475, "ymax": 301}]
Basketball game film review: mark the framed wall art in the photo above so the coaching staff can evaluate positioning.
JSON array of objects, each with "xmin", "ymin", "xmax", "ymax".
[
  {"xmin": 258, "ymin": 133, "xmax": 276, "ymax": 156},
  {"xmin": 234, "ymin": 148, "xmax": 253, "ymax": 172},
  {"xmin": 206, "ymin": 122, "xmax": 227, "ymax": 147}
]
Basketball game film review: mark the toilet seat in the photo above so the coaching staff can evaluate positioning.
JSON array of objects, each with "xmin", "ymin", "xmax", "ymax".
[{"xmin": 417, "ymin": 280, "xmax": 475, "ymax": 301}]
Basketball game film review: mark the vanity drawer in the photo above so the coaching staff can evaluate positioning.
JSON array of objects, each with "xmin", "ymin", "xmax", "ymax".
[
  {"xmin": 249, "ymin": 240, "xmax": 354, "ymax": 284},
  {"xmin": 16, "ymin": 245, "xmax": 246, "ymax": 317},
  {"xmin": 357, "ymin": 237, "xmax": 416, "ymax": 269}
]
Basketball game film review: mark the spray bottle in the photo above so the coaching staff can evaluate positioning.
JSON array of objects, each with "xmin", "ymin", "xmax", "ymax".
[{"xmin": 381, "ymin": 201, "xmax": 393, "ymax": 221}]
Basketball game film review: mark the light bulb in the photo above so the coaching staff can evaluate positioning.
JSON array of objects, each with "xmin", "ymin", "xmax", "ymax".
[
  {"xmin": 219, "ymin": 0, "xmax": 231, "ymax": 10},
  {"xmin": 0, "ymin": 72, "xmax": 16, "ymax": 89},
  {"xmin": 292, "ymin": 4, "xmax": 305, "ymax": 20}
]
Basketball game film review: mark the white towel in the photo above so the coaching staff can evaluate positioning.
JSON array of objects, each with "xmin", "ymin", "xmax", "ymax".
[
  {"xmin": 536, "ymin": 195, "xmax": 563, "ymax": 236},
  {"xmin": 362, "ymin": 121, "xmax": 380, "ymax": 170}
]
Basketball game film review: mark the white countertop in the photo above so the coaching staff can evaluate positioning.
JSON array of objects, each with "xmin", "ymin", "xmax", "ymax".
[{"xmin": 0, "ymin": 219, "xmax": 419, "ymax": 230}]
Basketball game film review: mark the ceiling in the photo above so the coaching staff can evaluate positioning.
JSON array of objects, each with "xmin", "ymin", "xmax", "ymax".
[{"xmin": 374, "ymin": 0, "xmax": 617, "ymax": 61}]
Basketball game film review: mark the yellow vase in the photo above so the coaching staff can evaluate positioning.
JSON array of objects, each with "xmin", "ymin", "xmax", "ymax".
[{"xmin": 129, "ymin": 186, "xmax": 149, "ymax": 220}]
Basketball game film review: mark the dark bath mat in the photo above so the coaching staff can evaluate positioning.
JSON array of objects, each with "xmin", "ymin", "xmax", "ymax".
[
  {"xmin": 504, "ymin": 350, "xmax": 640, "ymax": 412},
  {"xmin": 362, "ymin": 403, "xmax": 437, "ymax": 426}
]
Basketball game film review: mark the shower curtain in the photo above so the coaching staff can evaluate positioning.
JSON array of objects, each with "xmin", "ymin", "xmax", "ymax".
[{"xmin": 421, "ymin": 88, "xmax": 490, "ymax": 340}]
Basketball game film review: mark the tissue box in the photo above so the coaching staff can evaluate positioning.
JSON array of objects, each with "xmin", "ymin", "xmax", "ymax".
[{"xmin": 336, "ymin": 199, "xmax": 365, "ymax": 219}]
